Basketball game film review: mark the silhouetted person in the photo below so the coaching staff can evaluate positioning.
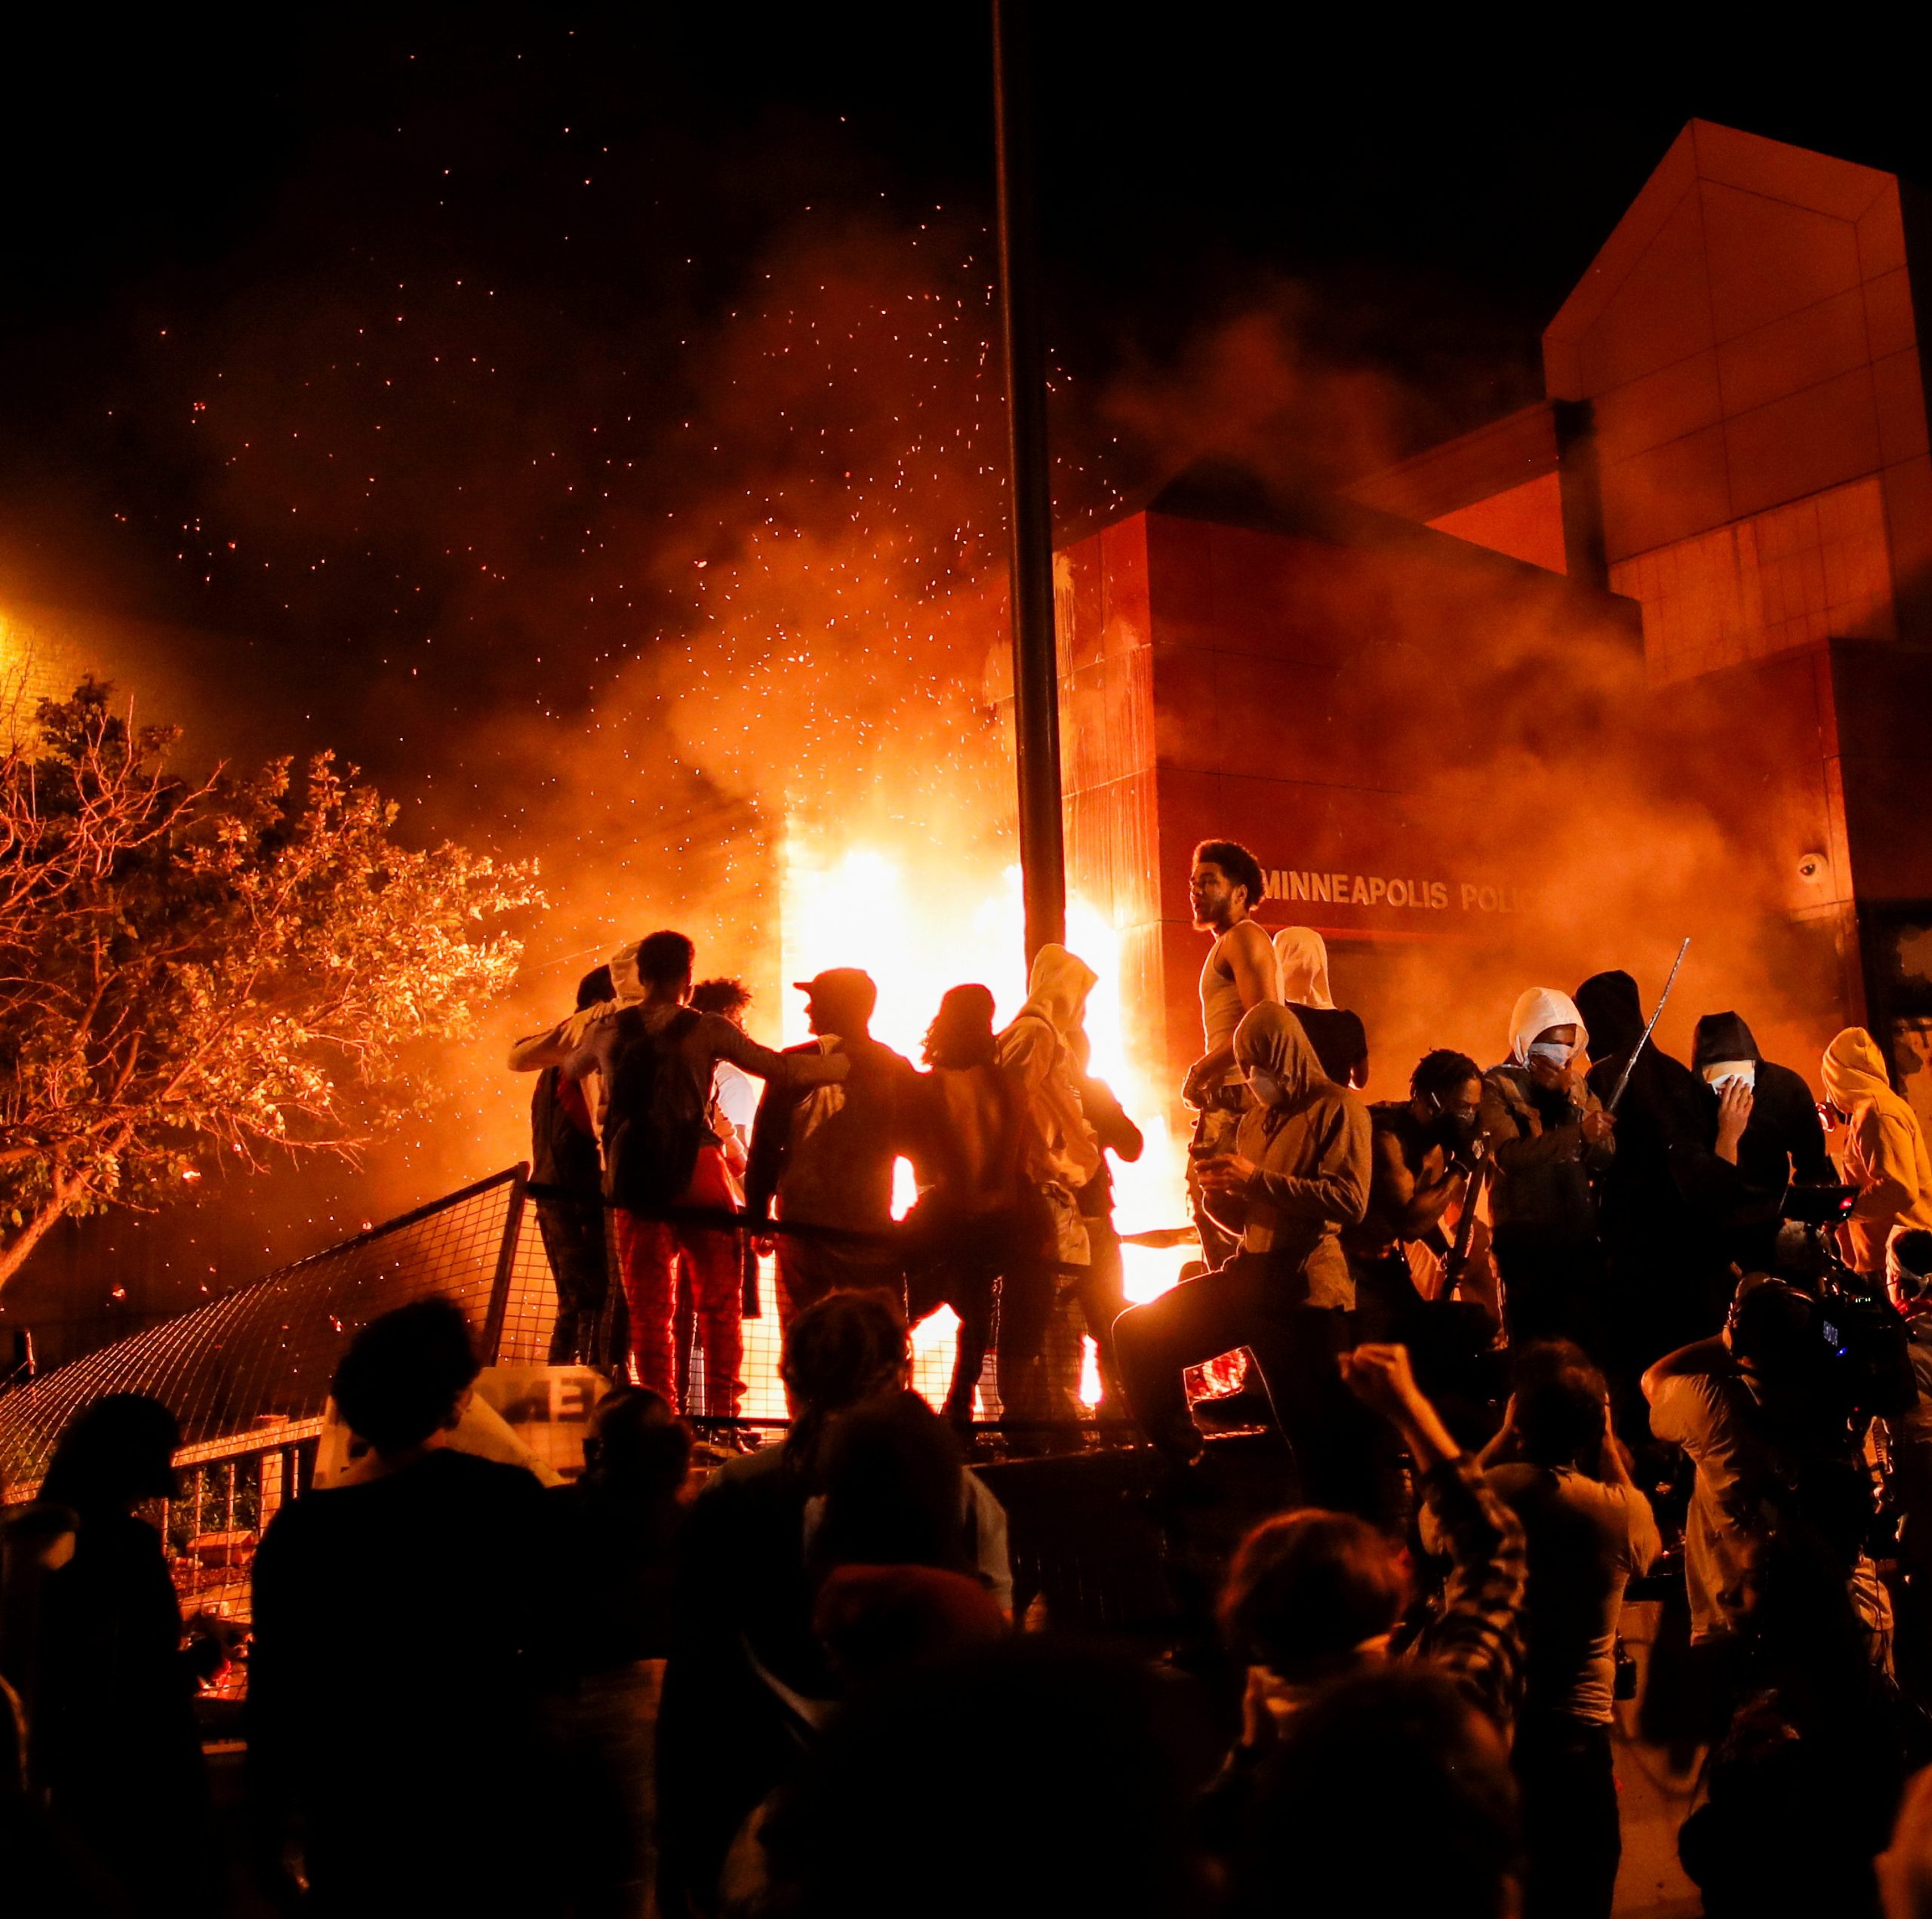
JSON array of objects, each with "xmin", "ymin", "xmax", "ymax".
[
  {"xmin": 1273, "ymin": 924, "xmax": 1370, "ymax": 1089},
  {"xmin": 1226, "ymin": 1668, "xmax": 1522, "ymax": 1919},
  {"xmin": 531, "ymin": 963, "xmax": 619, "ymax": 1366},
  {"xmin": 0, "ymin": 1664, "xmax": 119, "ymax": 1919},
  {"xmin": 757, "ymin": 1642, "xmax": 1204, "ymax": 1919},
  {"xmin": 1678, "ymin": 1523, "xmax": 1909, "ymax": 1918},
  {"xmin": 746, "ymin": 967, "xmax": 916, "ymax": 1324},
  {"xmin": 1481, "ymin": 988, "xmax": 1614, "ymax": 1353},
  {"xmin": 249, "ymin": 1299, "xmax": 549, "ymax": 1917},
  {"xmin": 902, "ymin": 984, "xmax": 1036, "ymax": 1429},
  {"xmin": 522, "ymin": 929, "xmax": 848, "ymax": 1416},
  {"xmin": 1216, "ymin": 1344, "xmax": 1525, "ymax": 1742},
  {"xmin": 1115, "ymin": 1004, "xmax": 1371, "ymax": 1505},
  {"xmin": 28, "ymin": 1395, "xmax": 214, "ymax": 1919},
  {"xmin": 1456, "ymin": 1342, "xmax": 1659, "ymax": 1919},
  {"xmin": 1577, "ymin": 968, "xmax": 1729, "ymax": 1370},
  {"xmin": 656, "ymin": 1293, "xmax": 1008, "ymax": 1916},
  {"xmin": 807, "ymin": 1392, "xmax": 1007, "ymax": 1692},
  {"xmin": 546, "ymin": 1386, "xmax": 691, "ymax": 1919}
]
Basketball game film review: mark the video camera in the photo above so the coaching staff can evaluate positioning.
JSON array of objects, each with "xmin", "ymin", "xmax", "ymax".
[{"xmin": 1756, "ymin": 1182, "xmax": 1917, "ymax": 1422}]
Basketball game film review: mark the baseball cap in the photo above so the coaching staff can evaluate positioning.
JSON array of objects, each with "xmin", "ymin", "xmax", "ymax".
[{"xmin": 793, "ymin": 967, "xmax": 878, "ymax": 1020}]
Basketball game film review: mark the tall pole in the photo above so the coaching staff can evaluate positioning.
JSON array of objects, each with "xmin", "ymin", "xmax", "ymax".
[{"xmin": 992, "ymin": 0, "xmax": 1066, "ymax": 961}]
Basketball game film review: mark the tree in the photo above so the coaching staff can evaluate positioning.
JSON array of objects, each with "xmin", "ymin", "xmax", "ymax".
[{"xmin": 0, "ymin": 681, "xmax": 542, "ymax": 1293}]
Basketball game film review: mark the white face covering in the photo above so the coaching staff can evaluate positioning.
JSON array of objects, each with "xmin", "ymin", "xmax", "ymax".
[
  {"xmin": 1702, "ymin": 1061, "xmax": 1757, "ymax": 1092},
  {"xmin": 1248, "ymin": 1067, "xmax": 1287, "ymax": 1109},
  {"xmin": 1526, "ymin": 1040, "xmax": 1573, "ymax": 1072}
]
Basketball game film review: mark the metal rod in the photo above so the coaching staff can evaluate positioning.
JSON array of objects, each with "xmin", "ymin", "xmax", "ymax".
[
  {"xmin": 1606, "ymin": 937, "xmax": 1691, "ymax": 1114},
  {"xmin": 992, "ymin": 0, "xmax": 1066, "ymax": 959}
]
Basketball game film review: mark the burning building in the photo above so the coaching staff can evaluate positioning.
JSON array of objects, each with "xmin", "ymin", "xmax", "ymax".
[{"xmin": 1045, "ymin": 120, "xmax": 1932, "ymax": 1124}]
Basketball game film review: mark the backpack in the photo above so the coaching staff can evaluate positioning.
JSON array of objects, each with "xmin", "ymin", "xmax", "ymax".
[{"xmin": 600, "ymin": 1006, "xmax": 706, "ymax": 1212}]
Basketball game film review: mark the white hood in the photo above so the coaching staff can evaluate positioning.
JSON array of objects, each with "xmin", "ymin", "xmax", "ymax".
[{"xmin": 1507, "ymin": 986, "xmax": 1589, "ymax": 1067}]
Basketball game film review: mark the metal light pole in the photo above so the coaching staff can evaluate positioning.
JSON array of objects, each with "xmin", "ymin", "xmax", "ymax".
[{"xmin": 992, "ymin": 0, "xmax": 1066, "ymax": 961}]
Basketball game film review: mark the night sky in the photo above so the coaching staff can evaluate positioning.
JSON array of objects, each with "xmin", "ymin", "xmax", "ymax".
[
  {"xmin": 8, "ymin": 14, "xmax": 1927, "ymax": 801},
  {"xmin": 4, "ymin": 11, "xmax": 1927, "ymax": 1321}
]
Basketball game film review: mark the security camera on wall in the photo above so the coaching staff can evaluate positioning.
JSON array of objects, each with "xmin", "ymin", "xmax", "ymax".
[{"xmin": 1797, "ymin": 852, "xmax": 1829, "ymax": 883}]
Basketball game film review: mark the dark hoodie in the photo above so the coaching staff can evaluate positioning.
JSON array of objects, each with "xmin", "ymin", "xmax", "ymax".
[
  {"xmin": 1573, "ymin": 970, "xmax": 1712, "ymax": 1281},
  {"xmin": 1690, "ymin": 1012, "xmax": 1830, "ymax": 1195}
]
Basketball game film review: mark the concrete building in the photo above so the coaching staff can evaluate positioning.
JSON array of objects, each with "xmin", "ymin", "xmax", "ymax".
[{"xmin": 1051, "ymin": 121, "xmax": 1932, "ymax": 1119}]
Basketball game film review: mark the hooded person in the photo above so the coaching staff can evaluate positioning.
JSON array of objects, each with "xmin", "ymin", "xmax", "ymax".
[
  {"xmin": 1114, "ymin": 1004, "xmax": 1373, "ymax": 1504},
  {"xmin": 1573, "ymin": 969, "xmax": 1728, "ymax": 1373},
  {"xmin": 993, "ymin": 945, "xmax": 1104, "ymax": 1422},
  {"xmin": 1692, "ymin": 1013, "xmax": 1830, "ymax": 1191},
  {"xmin": 1480, "ymin": 989, "xmax": 1614, "ymax": 1353},
  {"xmin": 744, "ymin": 968, "xmax": 918, "ymax": 1331},
  {"xmin": 1822, "ymin": 1029, "xmax": 1932, "ymax": 1277},
  {"xmin": 1679, "ymin": 1012, "xmax": 1831, "ymax": 1272},
  {"xmin": 1274, "ymin": 926, "xmax": 1370, "ymax": 1090}
]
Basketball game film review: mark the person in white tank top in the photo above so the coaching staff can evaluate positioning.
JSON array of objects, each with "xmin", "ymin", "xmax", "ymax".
[{"xmin": 1183, "ymin": 841, "xmax": 1281, "ymax": 1268}]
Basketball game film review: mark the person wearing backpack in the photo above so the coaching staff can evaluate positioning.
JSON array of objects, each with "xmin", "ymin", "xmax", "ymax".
[{"xmin": 535, "ymin": 930, "xmax": 848, "ymax": 1416}]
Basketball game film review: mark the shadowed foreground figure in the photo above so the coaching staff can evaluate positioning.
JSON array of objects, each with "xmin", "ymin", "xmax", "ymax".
[
  {"xmin": 1227, "ymin": 1668, "xmax": 1522, "ymax": 1919},
  {"xmin": 544, "ymin": 1385, "xmax": 691, "ymax": 1919},
  {"xmin": 249, "ymin": 1300, "xmax": 549, "ymax": 1918},
  {"xmin": 20, "ymin": 1395, "xmax": 216, "ymax": 1919},
  {"xmin": 756, "ymin": 1642, "xmax": 1209, "ymax": 1918}
]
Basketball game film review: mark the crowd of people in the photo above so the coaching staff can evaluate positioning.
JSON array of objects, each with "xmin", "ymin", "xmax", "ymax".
[{"xmin": 10, "ymin": 834, "xmax": 1932, "ymax": 1914}]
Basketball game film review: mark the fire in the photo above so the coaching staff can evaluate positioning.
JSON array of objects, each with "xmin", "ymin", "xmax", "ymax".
[{"xmin": 749, "ymin": 829, "xmax": 1194, "ymax": 1419}]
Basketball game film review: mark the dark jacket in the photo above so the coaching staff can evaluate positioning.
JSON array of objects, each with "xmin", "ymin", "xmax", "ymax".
[
  {"xmin": 1690, "ymin": 1010, "xmax": 1831, "ymax": 1193},
  {"xmin": 530, "ymin": 1063, "xmax": 600, "ymax": 1192},
  {"xmin": 1574, "ymin": 970, "xmax": 1712, "ymax": 1268},
  {"xmin": 744, "ymin": 1033, "xmax": 917, "ymax": 1230},
  {"xmin": 1480, "ymin": 1066, "xmax": 1608, "ymax": 1249}
]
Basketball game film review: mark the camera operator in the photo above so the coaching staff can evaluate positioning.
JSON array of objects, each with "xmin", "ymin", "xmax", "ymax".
[{"xmin": 1644, "ymin": 1275, "xmax": 1892, "ymax": 1675}]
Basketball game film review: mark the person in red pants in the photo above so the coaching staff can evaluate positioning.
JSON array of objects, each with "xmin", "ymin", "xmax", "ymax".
[{"xmin": 518, "ymin": 930, "xmax": 848, "ymax": 1416}]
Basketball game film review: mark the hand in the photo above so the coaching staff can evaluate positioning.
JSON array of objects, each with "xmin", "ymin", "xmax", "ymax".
[
  {"xmin": 1337, "ymin": 1342, "xmax": 1426, "ymax": 1425},
  {"xmin": 1196, "ymin": 1152, "xmax": 1257, "ymax": 1196},
  {"xmin": 1181, "ymin": 1058, "xmax": 1216, "ymax": 1109},
  {"xmin": 1715, "ymin": 1080, "xmax": 1755, "ymax": 1161},
  {"xmin": 1580, "ymin": 1109, "xmax": 1614, "ymax": 1146},
  {"xmin": 1477, "ymin": 1393, "xmax": 1520, "ymax": 1467}
]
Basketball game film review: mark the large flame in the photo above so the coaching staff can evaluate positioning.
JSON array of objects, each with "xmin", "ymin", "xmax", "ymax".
[{"xmin": 738, "ymin": 830, "xmax": 1192, "ymax": 1419}]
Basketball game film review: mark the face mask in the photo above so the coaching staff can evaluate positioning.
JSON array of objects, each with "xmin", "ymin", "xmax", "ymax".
[
  {"xmin": 1526, "ymin": 1040, "xmax": 1571, "ymax": 1072},
  {"xmin": 1702, "ymin": 1061, "xmax": 1756, "ymax": 1093},
  {"xmin": 1248, "ymin": 1067, "xmax": 1287, "ymax": 1108},
  {"xmin": 1436, "ymin": 1108, "xmax": 1480, "ymax": 1142}
]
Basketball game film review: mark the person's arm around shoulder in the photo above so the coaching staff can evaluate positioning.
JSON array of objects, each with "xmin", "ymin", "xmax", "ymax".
[
  {"xmin": 509, "ymin": 1001, "xmax": 614, "ymax": 1073},
  {"xmin": 712, "ymin": 1018, "xmax": 849, "ymax": 1090}
]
